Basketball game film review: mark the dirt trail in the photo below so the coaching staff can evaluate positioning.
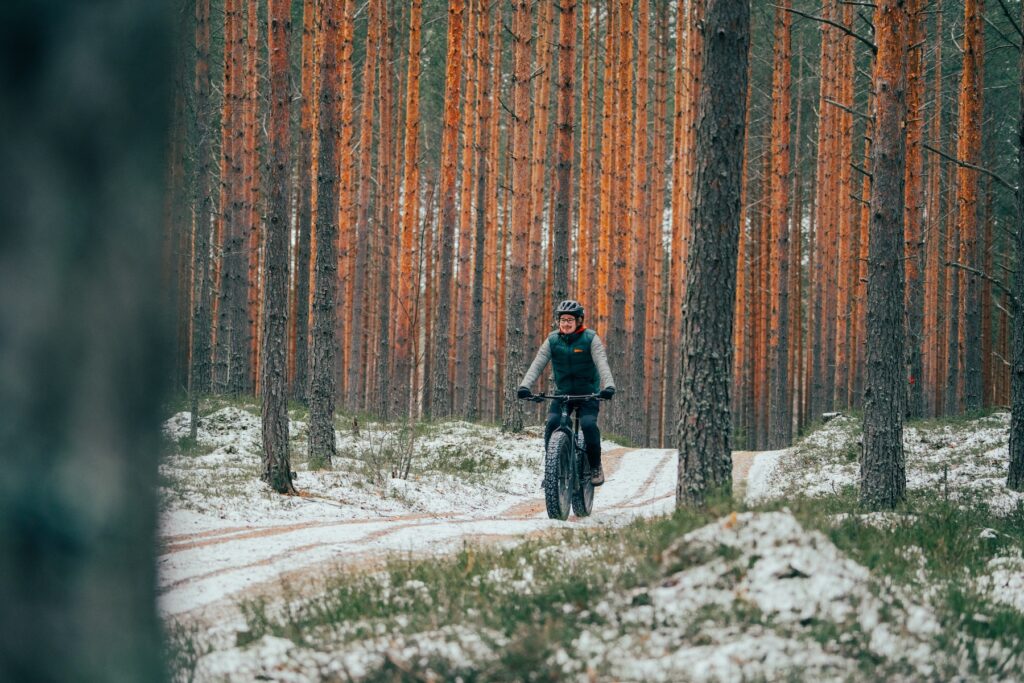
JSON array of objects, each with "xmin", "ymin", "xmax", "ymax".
[{"xmin": 161, "ymin": 447, "xmax": 764, "ymax": 628}]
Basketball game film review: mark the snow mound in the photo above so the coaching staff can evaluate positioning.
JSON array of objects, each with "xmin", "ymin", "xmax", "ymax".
[{"xmin": 581, "ymin": 511, "xmax": 943, "ymax": 681}]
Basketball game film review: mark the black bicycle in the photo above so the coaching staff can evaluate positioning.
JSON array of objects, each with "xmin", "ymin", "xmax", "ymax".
[{"xmin": 520, "ymin": 393, "xmax": 606, "ymax": 520}]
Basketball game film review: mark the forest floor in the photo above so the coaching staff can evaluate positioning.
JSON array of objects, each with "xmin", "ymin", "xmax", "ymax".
[{"xmin": 161, "ymin": 400, "xmax": 1024, "ymax": 682}]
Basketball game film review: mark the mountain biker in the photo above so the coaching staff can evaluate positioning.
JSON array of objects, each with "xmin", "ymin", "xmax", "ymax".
[{"xmin": 516, "ymin": 300, "xmax": 616, "ymax": 486}]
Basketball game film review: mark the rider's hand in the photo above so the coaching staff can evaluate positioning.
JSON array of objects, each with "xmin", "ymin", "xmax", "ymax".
[
  {"xmin": 517, "ymin": 386, "xmax": 532, "ymax": 399},
  {"xmin": 599, "ymin": 387, "xmax": 615, "ymax": 400}
]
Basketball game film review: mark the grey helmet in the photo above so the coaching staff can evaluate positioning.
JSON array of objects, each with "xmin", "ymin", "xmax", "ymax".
[{"xmin": 555, "ymin": 299, "xmax": 585, "ymax": 319}]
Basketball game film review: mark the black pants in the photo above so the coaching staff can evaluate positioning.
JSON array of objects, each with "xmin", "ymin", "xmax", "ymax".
[{"xmin": 544, "ymin": 399, "xmax": 602, "ymax": 468}]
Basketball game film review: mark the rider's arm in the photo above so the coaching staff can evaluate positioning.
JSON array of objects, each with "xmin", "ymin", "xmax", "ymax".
[
  {"xmin": 590, "ymin": 334, "xmax": 616, "ymax": 389},
  {"xmin": 518, "ymin": 339, "xmax": 552, "ymax": 389}
]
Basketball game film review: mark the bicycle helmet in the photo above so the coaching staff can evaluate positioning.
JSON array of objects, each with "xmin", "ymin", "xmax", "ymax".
[{"xmin": 554, "ymin": 299, "xmax": 585, "ymax": 319}]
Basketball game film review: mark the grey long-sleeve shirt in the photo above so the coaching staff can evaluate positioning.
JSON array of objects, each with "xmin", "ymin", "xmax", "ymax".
[{"xmin": 518, "ymin": 332, "xmax": 616, "ymax": 391}]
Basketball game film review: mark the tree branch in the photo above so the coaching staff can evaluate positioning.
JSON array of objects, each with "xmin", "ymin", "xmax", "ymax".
[
  {"xmin": 945, "ymin": 260, "xmax": 1017, "ymax": 307},
  {"xmin": 995, "ymin": 0, "xmax": 1024, "ymax": 42},
  {"xmin": 775, "ymin": 4, "xmax": 877, "ymax": 53},
  {"xmin": 825, "ymin": 97, "xmax": 872, "ymax": 121},
  {"xmin": 923, "ymin": 143, "xmax": 1017, "ymax": 192}
]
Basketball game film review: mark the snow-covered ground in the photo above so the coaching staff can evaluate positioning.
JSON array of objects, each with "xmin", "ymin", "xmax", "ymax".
[
  {"xmin": 160, "ymin": 406, "xmax": 673, "ymax": 620},
  {"xmin": 745, "ymin": 411, "xmax": 1024, "ymax": 514},
  {"xmin": 163, "ymin": 407, "xmax": 1024, "ymax": 681}
]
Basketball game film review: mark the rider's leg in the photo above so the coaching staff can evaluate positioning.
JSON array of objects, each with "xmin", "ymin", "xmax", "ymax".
[
  {"xmin": 543, "ymin": 402, "xmax": 561, "ymax": 448},
  {"xmin": 579, "ymin": 400, "xmax": 602, "ymax": 469}
]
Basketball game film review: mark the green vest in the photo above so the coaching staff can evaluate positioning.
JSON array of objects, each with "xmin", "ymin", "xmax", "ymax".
[{"xmin": 548, "ymin": 328, "xmax": 599, "ymax": 395}]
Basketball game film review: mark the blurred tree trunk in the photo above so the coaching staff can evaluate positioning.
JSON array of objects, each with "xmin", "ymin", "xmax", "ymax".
[
  {"xmin": 0, "ymin": 2, "xmax": 171, "ymax": 679},
  {"xmin": 676, "ymin": 0, "xmax": 748, "ymax": 508},
  {"xmin": 861, "ymin": 0, "xmax": 909, "ymax": 510}
]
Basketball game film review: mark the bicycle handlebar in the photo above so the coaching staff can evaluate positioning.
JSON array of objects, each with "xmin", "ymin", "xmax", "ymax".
[{"xmin": 520, "ymin": 392, "xmax": 607, "ymax": 403}]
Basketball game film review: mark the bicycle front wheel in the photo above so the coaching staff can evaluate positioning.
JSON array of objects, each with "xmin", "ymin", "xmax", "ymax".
[{"xmin": 544, "ymin": 431, "xmax": 572, "ymax": 520}]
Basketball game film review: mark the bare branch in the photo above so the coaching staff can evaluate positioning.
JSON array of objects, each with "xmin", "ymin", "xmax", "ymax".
[
  {"xmin": 824, "ymin": 97, "xmax": 872, "ymax": 121},
  {"xmin": 775, "ymin": 4, "xmax": 877, "ymax": 53},
  {"xmin": 923, "ymin": 143, "xmax": 1017, "ymax": 192},
  {"xmin": 995, "ymin": 0, "xmax": 1024, "ymax": 41},
  {"xmin": 945, "ymin": 260, "xmax": 1017, "ymax": 307}
]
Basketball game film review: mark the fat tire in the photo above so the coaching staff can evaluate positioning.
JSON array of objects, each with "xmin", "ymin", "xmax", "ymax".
[
  {"xmin": 544, "ymin": 431, "xmax": 572, "ymax": 520},
  {"xmin": 571, "ymin": 447, "xmax": 595, "ymax": 517}
]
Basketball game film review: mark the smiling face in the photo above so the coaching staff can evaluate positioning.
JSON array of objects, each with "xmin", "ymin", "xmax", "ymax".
[{"xmin": 557, "ymin": 315, "xmax": 579, "ymax": 333}]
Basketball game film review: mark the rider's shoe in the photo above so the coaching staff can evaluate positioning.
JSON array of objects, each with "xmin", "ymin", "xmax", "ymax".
[{"xmin": 591, "ymin": 465, "xmax": 605, "ymax": 486}]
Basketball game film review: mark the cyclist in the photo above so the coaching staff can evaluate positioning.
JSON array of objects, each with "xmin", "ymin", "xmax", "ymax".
[{"xmin": 517, "ymin": 300, "xmax": 616, "ymax": 485}]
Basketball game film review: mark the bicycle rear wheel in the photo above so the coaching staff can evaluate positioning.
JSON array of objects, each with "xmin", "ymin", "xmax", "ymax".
[{"xmin": 544, "ymin": 431, "xmax": 572, "ymax": 520}]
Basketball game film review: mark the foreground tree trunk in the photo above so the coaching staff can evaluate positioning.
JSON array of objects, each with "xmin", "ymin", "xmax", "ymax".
[
  {"xmin": 0, "ymin": 3, "xmax": 171, "ymax": 678},
  {"xmin": 861, "ymin": 0, "xmax": 909, "ymax": 509},
  {"xmin": 262, "ymin": 0, "xmax": 296, "ymax": 494},
  {"xmin": 675, "ymin": 0, "xmax": 749, "ymax": 508}
]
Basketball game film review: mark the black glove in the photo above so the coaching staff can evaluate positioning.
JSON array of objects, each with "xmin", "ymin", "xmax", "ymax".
[
  {"xmin": 517, "ymin": 386, "xmax": 532, "ymax": 399},
  {"xmin": 599, "ymin": 387, "xmax": 615, "ymax": 400}
]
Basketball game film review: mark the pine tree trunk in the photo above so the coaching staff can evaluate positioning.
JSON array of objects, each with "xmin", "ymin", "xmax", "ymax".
[
  {"xmin": 467, "ymin": 0, "xmax": 493, "ymax": 419},
  {"xmin": 431, "ymin": 0, "xmax": 466, "ymax": 418},
  {"xmin": 676, "ymin": 0, "xmax": 748, "ymax": 508},
  {"xmin": 1007, "ymin": 0, "xmax": 1024, "ymax": 490},
  {"xmin": 0, "ymin": 3, "xmax": 170, "ymax": 677},
  {"xmin": 958, "ymin": 0, "xmax": 985, "ymax": 412},
  {"xmin": 861, "ymin": 0, "xmax": 909, "ymax": 510},
  {"xmin": 346, "ymin": 0, "xmax": 380, "ymax": 413},
  {"xmin": 551, "ymin": 0, "xmax": 575, "ymax": 305},
  {"xmin": 767, "ymin": 0, "xmax": 792, "ymax": 448},
  {"xmin": 290, "ymin": 0, "xmax": 317, "ymax": 402},
  {"xmin": 215, "ymin": 0, "xmax": 248, "ymax": 395},
  {"xmin": 502, "ymin": 0, "xmax": 533, "ymax": 432},
  {"xmin": 263, "ymin": 0, "xmax": 296, "ymax": 494},
  {"xmin": 395, "ymin": 0, "xmax": 422, "ymax": 416},
  {"xmin": 308, "ymin": 0, "xmax": 345, "ymax": 465},
  {"xmin": 375, "ymin": 1, "xmax": 396, "ymax": 420},
  {"xmin": 190, "ymin": 0, "xmax": 215, "ymax": 438},
  {"xmin": 903, "ymin": 0, "xmax": 925, "ymax": 418}
]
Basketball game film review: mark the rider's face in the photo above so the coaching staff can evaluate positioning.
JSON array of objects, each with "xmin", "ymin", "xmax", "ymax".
[{"xmin": 558, "ymin": 317, "xmax": 578, "ymax": 332}]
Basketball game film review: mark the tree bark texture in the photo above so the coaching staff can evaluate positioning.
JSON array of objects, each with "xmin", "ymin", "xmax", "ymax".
[
  {"xmin": 767, "ymin": 0, "xmax": 792, "ymax": 449},
  {"xmin": 307, "ymin": 0, "xmax": 345, "ymax": 465},
  {"xmin": 1008, "ymin": 0, "xmax": 1024, "ymax": 491},
  {"xmin": 290, "ymin": 0, "xmax": 317, "ymax": 401},
  {"xmin": 431, "ymin": 0, "xmax": 465, "ymax": 419},
  {"xmin": 262, "ymin": 0, "xmax": 296, "ymax": 494},
  {"xmin": 675, "ymin": 0, "xmax": 749, "ymax": 508},
  {"xmin": 861, "ymin": 0, "xmax": 908, "ymax": 510},
  {"xmin": 190, "ymin": 0, "xmax": 214, "ymax": 438},
  {"xmin": 551, "ymin": 0, "xmax": 576, "ymax": 305},
  {"xmin": 957, "ymin": 0, "xmax": 985, "ymax": 412},
  {"xmin": 502, "ymin": 0, "xmax": 533, "ymax": 433},
  {"xmin": 903, "ymin": 0, "xmax": 925, "ymax": 418}
]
